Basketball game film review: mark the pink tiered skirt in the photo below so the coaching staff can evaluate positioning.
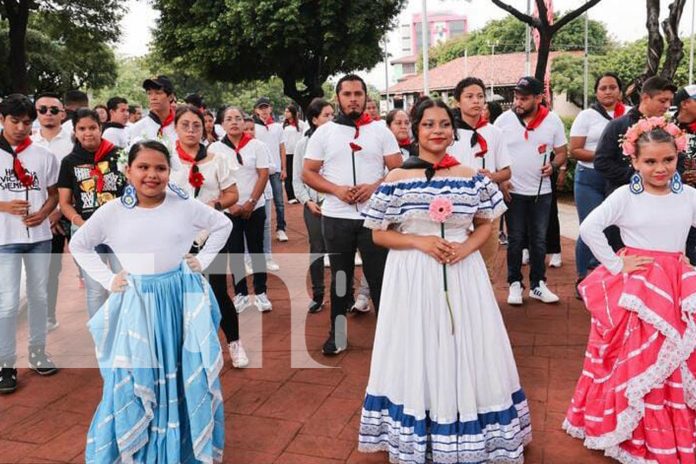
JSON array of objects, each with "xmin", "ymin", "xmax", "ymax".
[{"xmin": 564, "ymin": 248, "xmax": 696, "ymax": 463}]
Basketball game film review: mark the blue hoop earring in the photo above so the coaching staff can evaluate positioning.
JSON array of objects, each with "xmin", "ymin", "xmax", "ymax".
[
  {"xmin": 671, "ymin": 171, "xmax": 684, "ymax": 194},
  {"xmin": 121, "ymin": 183, "xmax": 138, "ymax": 208},
  {"xmin": 629, "ymin": 172, "xmax": 644, "ymax": 194}
]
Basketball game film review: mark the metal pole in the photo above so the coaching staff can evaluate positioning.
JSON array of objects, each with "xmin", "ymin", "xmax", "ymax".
[
  {"xmin": 384, "ymin": 37, "xmax": 390, "ymax": 111},
  {"xmin": 490, "ymin": 42, "xmax": 497, "ymax": 96},
  {"xmin": 583, "ymin": 9, "xmax": 589, "ymax": 109},
  {"xmin": 690, "ymin": 0, "xmax": 695, "ymax": 85},
  {"xmin": 525, "ymin": 0, "xmax": 531, "ymax": 75},
  {"xmin": 422, "ymin": 0, "xmax": 429, "ymax": 96}
]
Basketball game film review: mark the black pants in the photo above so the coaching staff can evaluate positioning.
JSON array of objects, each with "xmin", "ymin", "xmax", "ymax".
[
  {"xmin": 546, "ymin": 182, "xmax": 561, "ymax": 254},
  {"xmin": 285, "ymin": 153, "xmax": 296, "ymax": 201},
  {"xmin": 303, "ymin": 205, "xmax": 325, "ymax": 300},
  {"xmin": 47, "ymin": 217, "xmax": 71, "ymax": 324},
  {"xmin": 506, "ymin": 193, "xmax": 552, "ymax": 286},
  {"xmin": 205, "ymin": 214, "xmax": 239, "ymax": 343},
  {"xmin": 228, "ymin": 208, "xmax": 267, "ymax": 295},
  {"xmin": 322, "ymin": 216, "xmax": 387, "ymax": 334}
]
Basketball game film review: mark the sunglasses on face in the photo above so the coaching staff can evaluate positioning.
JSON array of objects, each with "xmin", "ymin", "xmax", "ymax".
[{"xmin": 37, "ymin": 106, "xmax": 61, "ymax": 115}]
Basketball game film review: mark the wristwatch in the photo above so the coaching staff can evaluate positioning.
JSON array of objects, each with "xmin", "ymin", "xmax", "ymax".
[{"xmin": 214, "ymin": 201, "xmax": 223, "ymax": 211}]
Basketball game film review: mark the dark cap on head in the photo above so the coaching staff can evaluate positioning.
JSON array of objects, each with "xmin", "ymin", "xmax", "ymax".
[
  {"xmin": 673, "ymin": 84, "xmax": 696, "ymax": 109},
  {"xmin": 254, "ymin": 97, "xmax": 272, "ymax": 108},
  {"xmin": 514, "ymin": 76, "xmax": 544, "ymax": 96},
  {"xmin": 143, "ymin": 75, "xmax": 174, "ymax": 95},
  {"xmin": 184, "ymin": 93, "xmax": 204, "ymax": 108}
]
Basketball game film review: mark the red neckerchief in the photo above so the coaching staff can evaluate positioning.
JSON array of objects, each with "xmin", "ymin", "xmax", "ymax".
[
  {"xmin": 266, "ymin": 116, "xmax": 274, "ymax": 125},
  {"xmin": 221, "ymin": 133, "xmax": 252, "ymax": 166},
  {"xmin": 149, "ymin": 110, "xmax": 174, "ymax": 137},
  {"xmin": 5, "ymin": 137, "xmax": 34, "ymax": 188},
  {"xmin": 401, "ymin": 153, "xmax": 461, "ymax": 182},
  {"xmin": 432, "ymin": 154, "xmax": 461, "ymax": 170},
  {"xmin": 176, "ymin": 140, "xmax": 209, "ymax": 189},
  {"xmin": 518, "ymin": 105, "xmax": 550, "ymax": 140},
  {"xmin": 614, "ymin": 102, "xmax": 626, "ymax": 118},
  {"xmin": 398, "ymin": 138, "xmax": 411, "ymax": 148},
  {"xmin": 90, "ymin": 139, "xmax": 115, "ymax": 193},
  {"xmin": 688, "ymin": 121, "xmax": 696, "ymax": 134}
]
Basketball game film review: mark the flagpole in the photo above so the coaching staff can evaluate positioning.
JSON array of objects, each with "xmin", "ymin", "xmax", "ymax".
[
  {"xmin": 525, "ymin": 0, "xmax": 531, "ymax": 75},
  {"xmin": 422, "ymin": 0, "xmax": 429, "ymax": 96}
]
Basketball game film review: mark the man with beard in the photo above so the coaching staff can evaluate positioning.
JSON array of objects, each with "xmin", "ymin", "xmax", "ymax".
[
  {"xmin": 494, "ymin": 76, "xmax": 567, "ymax": 306},
  {"xmin": 31, "ymin": 93, "xmax": 74, "ymax": 332},
  {"xmin": 102, "ymin": 97, "xmax": 130, "ymax": 148},
  {"xmin": 302, "ymin": 74, "xmax": 401, "ymax": 355}
]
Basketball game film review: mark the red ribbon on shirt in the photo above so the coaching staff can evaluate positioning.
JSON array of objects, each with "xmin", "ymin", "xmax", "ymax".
[
  {"xmin": 398, "ymin": 138, "xmax": 411, "ymax": 148},
  {"xmin": 522, "ymin": 105, "xmax": 550, "ymax": 140},
  {"xmin": 157, "ymin": 111, "xmax": 174, "ymax": 137},
  {"xmin": 614, "ymin": 102, "xmax": 626, "ymax": 118},
  {"xmin": 90, "ymin": 139, "xmax": 115, "ymax": 193},
  {"xmin": 176, "ymin": 140, "xmax": 208, "ymax": 188},
  {"xmin": 11, "ymin": 137, "xmax": 34, "ymax": 188},
  {"xmin": 432, "ymin": 154, "xmax": 461, "ymax": 170},
  {"xmin": 222, "ymin": 133, "xmax": 252, "ymax": 166},
  {"xmin": 472, "ymin": 118, "xmax": 489, "ymax": 158}
]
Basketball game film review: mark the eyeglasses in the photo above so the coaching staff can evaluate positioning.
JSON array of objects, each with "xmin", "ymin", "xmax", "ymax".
[
  {"xmin": 37, "ymin": 106, "xmax": 61, "ymax": 115},
  {"xmin": 180, "ymin": 123, "xmax": 203, "ymax": 132}
]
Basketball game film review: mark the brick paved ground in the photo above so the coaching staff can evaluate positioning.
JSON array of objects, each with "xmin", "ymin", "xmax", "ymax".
[{"xmin": 0, "ymin": 201, "xmax": 615, "ymax": 463}]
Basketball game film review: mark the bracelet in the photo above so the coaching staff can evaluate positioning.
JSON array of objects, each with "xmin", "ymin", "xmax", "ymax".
[{"xmin": 559, "ymin": 166, "xmax": 568, "ymax": 171}]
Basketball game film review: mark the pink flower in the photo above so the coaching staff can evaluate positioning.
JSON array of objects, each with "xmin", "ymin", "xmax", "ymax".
[
  {"xmin": 428, "ymin": 197, "xmax": 454, "ymax": 223},
  {"xmin": 676, "ymin": 135, "xmax": 688, "ymax": 152},
  {"xmin": 636, "ymin": 118, "xmax": 653, "ymax": 133},
  {"xmin": 622, "ymin": 140, "xmax": 636, "ymax": 156}
]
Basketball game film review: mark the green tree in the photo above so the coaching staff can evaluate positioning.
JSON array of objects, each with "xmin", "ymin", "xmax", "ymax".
[
  {"xmin": 424, "ymin": 13, "xmax": 610, "ymax": 71},
  {"xmin": 153, "ymin": 0, "xmax": 406, "ymax": 111},
  {"xmin": 0, "ymin": 0, "xmax": 124, "ymax": 94}
]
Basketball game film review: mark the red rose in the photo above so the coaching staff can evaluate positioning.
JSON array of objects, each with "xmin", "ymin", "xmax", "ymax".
[
  {"xmin": 349, "ymin": 142, "xmax": 362, "ymax": 152},
  {"xmin": 189, "ymin": 171, "xmax": 205, "ymax": 188},
  {"xmin": 537, "ymin": 144, "xmax": 547, "ymax": 155},
  {"xmin": 19, "ymin": 173, "xmax": 33, "ymax": 188}
]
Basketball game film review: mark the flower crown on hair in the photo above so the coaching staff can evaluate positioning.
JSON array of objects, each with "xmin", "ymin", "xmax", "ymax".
[{"xmin": 621, "ymin": 116, "xmax": 688, "ymax": 156}]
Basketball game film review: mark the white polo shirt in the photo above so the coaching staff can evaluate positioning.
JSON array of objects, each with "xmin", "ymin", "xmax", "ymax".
[
  {"xmin": 495, "ymin": 109, "xmax": 567, "ymax": 196},
  {"xmin": 570, "ymin": 106, "xmax": 631, "ymax": 169},
  {"xmin": 208, "ymin": 138, "xmax": 270, "ymax": 210},
  {"xmin": 31, "ymin": 127, "xmax": 74, "ymax": 164},
  {"xmin": 254, "ymin": 122, "xmax": 284, "ymax": 173},
  {"xmin": 305, "ymin": 120, "xmax": 399, "ymax": 220},
  {"xmin": 451, "ymin": 123, "xmax": 511, "ymax": 172},
  {"xmin": 128, "ymin": 113, "xmax": 180, "ymax": 170},
  {"xmin": 0, "ymin": 143, "xmax": 59, "ymax": 245},
  {"xmin": 102, "ymin": 125, "xmax": 129, "ymax": 149}
]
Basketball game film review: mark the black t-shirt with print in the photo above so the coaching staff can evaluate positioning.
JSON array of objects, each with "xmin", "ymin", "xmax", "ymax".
[{"xmin": 57, "ymin": 143, "xmax": 126, "ymax": 219}]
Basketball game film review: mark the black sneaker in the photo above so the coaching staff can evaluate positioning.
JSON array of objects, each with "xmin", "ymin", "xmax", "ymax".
[
  {"xmin": 575, "ymin": 278, "xmax": 584, "ymax": 301},
  {"xmin": 308, "ymin": 298, "xmax": 324, "ymax": 314},
  {"xmin": 322, "ymin": 333, "xmax": 346, "ymax": 356},
  {"xmin": 0, "ymin": 366, "xmax": 17, "ymax": 394},
  {"xmin": 29, "ymin": 348, "xmax": 58, "ymax": 376}
]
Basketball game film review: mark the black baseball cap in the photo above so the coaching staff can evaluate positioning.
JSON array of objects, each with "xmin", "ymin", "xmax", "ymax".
[
  {"xmin": 254, "ymin": 97, "xmax": 272, "ymax": 108},
  {"xmin": 184, "ymin": 93, "xmax": 204, "ymax": 108},
  {"xmin": 673, "ymin": 85, "xmax": 696, "ymax": 109},
  {"xmin": 143, "ymin": 76, "xmax": 174, "ymax": 95},
  {"xmin": 514, "ymin": 76, "xmax": 544, "ymax": 96}
]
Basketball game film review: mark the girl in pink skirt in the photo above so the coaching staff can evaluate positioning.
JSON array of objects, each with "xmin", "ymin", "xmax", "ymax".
[{"xmin": 564, "ymin": 117, "xmax": 696, "ymax": 463}]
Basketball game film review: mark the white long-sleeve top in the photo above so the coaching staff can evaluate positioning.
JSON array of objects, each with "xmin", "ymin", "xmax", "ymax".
[
  {"xmin": 70, "ymin": 189, "xmax": 232, "ymax": 290},
  {"xmin": 579, "ymin": 184, "xmax": 696, "ymax": 275}
]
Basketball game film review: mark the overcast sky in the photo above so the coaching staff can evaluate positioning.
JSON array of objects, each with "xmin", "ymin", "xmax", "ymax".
[{"xmin": 118, "ymin": 0, "xmax": 696, "ymax": 90}]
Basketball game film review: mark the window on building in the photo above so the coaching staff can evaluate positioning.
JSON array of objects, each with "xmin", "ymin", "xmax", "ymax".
[
  {"xmin": 401, "ymin": 25, "xmax": 411, "ymax": 53},
  {"xmin": 403, "ymin": 63, "xmax": 416, "ymax": 75},
  {"xmin": 415, "ymin": 22, "xmax": 422, "ymax": 52},
  {"xmin": 449, "ymin": 20, "xmax": 466, "ymax": 37}
]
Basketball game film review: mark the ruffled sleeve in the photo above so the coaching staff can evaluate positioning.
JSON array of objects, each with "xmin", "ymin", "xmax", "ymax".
[
  {"xmin": 474, "ymin": 175, "xmax": 507, "ymax": 220},
  {"xmin": 362, "ymin": 182, "xmax": 397, "ymax": 230}
]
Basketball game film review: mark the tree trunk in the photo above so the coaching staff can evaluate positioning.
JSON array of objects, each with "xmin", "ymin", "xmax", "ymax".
[
  {"xmin": 644, "ymin": 0, "xmax": 663, "ymax": 77},
  {"xmin": 281, "ymin": 75, "xmax": 324, "ymax": 114},
  {"xmin": 534, "ymin": 28, "xmax": 553, "ymax": 81},
  {"xmin": 660, "ymin": 0, "xmax": 686, "ymax": 80},
  {"xmin": 4, "ymin": 0, "xmax": 30, "ymax": 94}
]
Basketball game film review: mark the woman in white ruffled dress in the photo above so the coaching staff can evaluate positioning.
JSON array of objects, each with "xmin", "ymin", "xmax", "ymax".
[{"xmin": 358, "ymin": 99, "xmax": 531, "ymax": 464}]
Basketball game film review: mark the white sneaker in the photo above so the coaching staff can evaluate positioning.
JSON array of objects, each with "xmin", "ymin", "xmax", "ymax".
[
  {"xmin": 507, "ymin": 282, "xmax": 523, "ymax": 305},
  {"xmin": 276, "ymin": 230, "xmax": 289, "ymax": 242},
  {"xmin": 288, "ymin": 199, "xmax": 299, "ymax": 204},
  {"xmin": 233, "ymin": 294, "xmax": 251, "ymax": 313},
  {"xmin": 228, "ymin": 341, "xmax": 249, "ymax": 368},
  {"xmin": 266, "ymin": 259, "xmax": 280, "ymax": 271},
  {"xmin": 354, "ymin": 253, "xmax": 363, "ymax": 266},
  {"xmin": 522, "ymin": 249, "xmax": 530, "ymax": 265},
  {"xmin": 549, "ymin": 253, "xmax": 562, "ymax": 268},
  {"xmin": 244, "ymin": 259, "xmax": 253, "ymax": 275},
  {"xmin": 324, "ymin": 255, "xmax": 331, "ymax": 268},
  {"xmin": 529, "ymin": 281, "xmax": 560, "ymax": 304},
  {"xmin": 47, "ymin": 320, "xmax": 60, "ymax": 332},
  {"xmin": 255, "ymin": 293, "xmax": 273, "ymax": 312},
  {"xmin": 351, "ymin": 294, "xmax": 370, "ymax": 313}
]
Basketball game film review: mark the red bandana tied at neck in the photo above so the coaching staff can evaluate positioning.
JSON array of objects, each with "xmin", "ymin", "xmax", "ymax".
[
  {"xmin": 522, "ymin": 105, "xmax": 550, "ymax": 140},
  {"xmin": 176, "ymin": 140, "xmax": 207, "ymax": 188},
  {"xmin": 472, "ymin": 118, "xmax": 489, "ymax": 158},
  {"xmin": 353, "ymin": 112, "xmax": 372, "ymax": 139},
  {"xmin": 11, "ymin": 138, "xmax": 34, "ymax": 188},
  {"xmin": 90, "ymin": 139, "xmax": 115, "ymax": 193},
  {"xmin": 157, "ymin": 111, "xmax": 174, "ymax": 137},
  {"xmin": 398, "ymin": 138, "xmax": 411, "ymax": 148},
  {"xmin": 433, "ymin": 154, "xmax": 461, "ymax": 170},
  {"xmin": 613, "ymin": 102, "xmax": 626, "ymax": 118}
]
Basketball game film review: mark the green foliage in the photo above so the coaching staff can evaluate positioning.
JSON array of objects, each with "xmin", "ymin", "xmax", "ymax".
[
  {"xmin": 153, "ymin": 0, "xmax": 406, "ymax": 108},
  {"xmin": 421, "ymin": 13, "xmax": 610, "ymax": 72}
]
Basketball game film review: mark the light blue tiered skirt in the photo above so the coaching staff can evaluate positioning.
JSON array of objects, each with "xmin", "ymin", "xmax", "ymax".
[{"xmin": 85, "ymin": 263, "xmax": 224, "ymax": 463}]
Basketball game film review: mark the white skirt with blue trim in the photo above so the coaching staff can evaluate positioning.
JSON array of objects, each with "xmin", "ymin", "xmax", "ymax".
[
  {"xmin": 358, "ymin": 242, "xmax": 531, "ymax": 463},
  {"xmin": 85, "ymin": 263, "xmax": 224, "ymax": 463}
]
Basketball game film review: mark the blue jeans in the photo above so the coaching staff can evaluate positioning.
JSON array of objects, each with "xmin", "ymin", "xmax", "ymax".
[
  {"xmin": 83, "ymin": 244, "xmax": 121, "ymax": 318},
  {"xmin": 506, "ymin": 193, "xmax": 552, "ymax": 287},
  {"xmin": 574, "ymin": 165, "xmax": 605, "ymax": 278},
  {"xmin": 0, "ymin": 240, "xmax": 51, "ymax": 365},
  {"xmin": 263, "ymin": 199, "xmax": 272, "ymax": 256},
  {"xmin": 268, "ymin": 172, "xmax": 286, "ymax": 231}
]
